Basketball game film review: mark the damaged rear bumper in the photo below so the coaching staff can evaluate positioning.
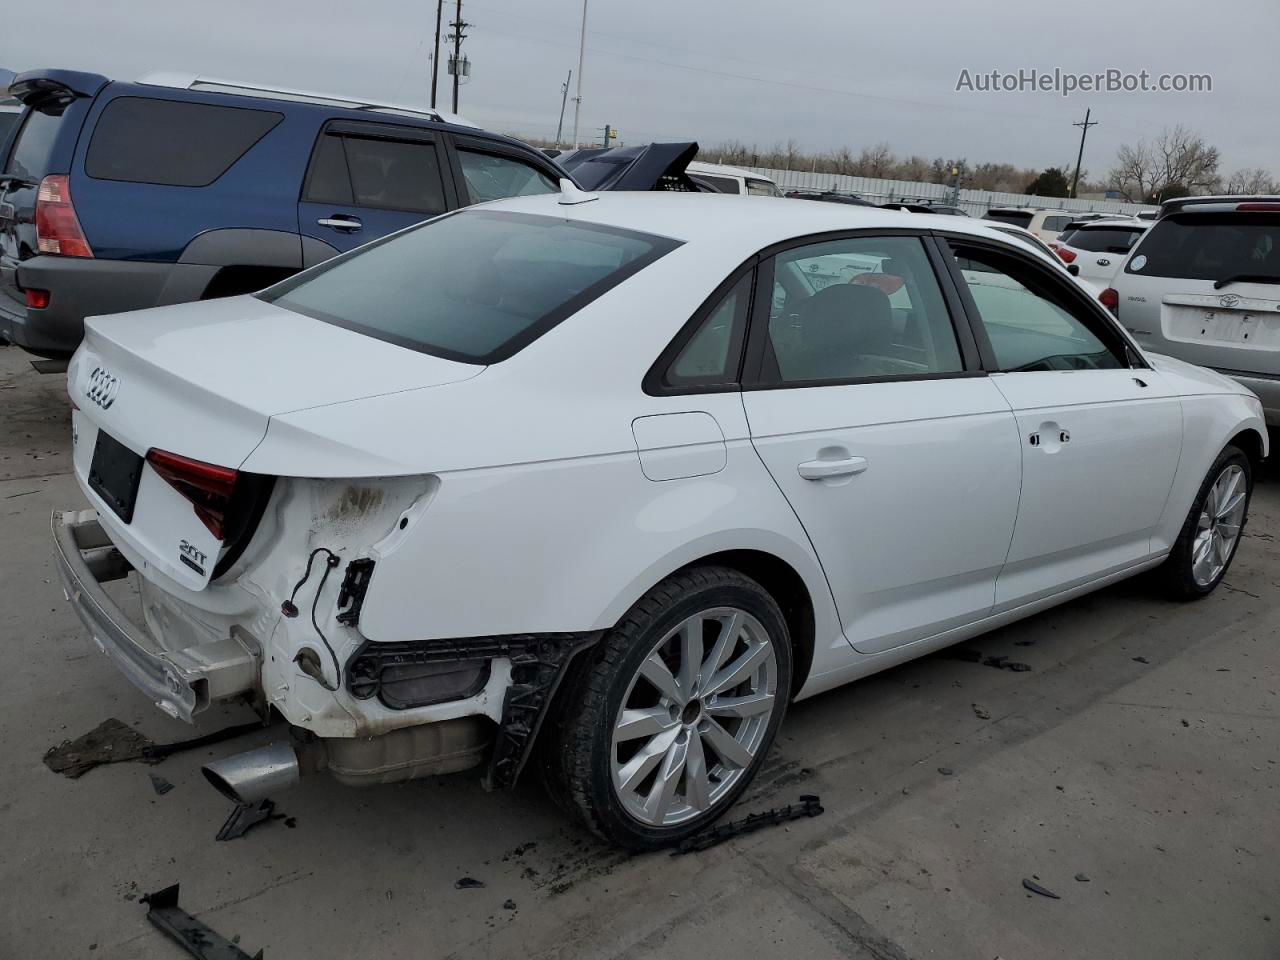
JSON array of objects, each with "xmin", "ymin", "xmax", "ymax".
[{"xmin": 52, "ymin": 509, "xmax": 258, "ymax": 722}]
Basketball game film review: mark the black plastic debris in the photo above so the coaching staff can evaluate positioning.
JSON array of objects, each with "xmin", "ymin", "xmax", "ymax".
[
  {"xmin": 216, "ymin": 800, "xmax": 275, "ymax": 841},
  {"xmin": 141, "ymin": 721, "xmax": 263, "ymax": 761},
  {"xmin": 1022, "ymin": 878, "xmax": 1061, "ymax": 899},
  {"xmin": 150, "ymin": 774, "xmax": 175, "ymax": 796},
  {"xmin": 44, "ymin": 718, "xmax": 154, "ymax": 778},
  {"xmin": 1132, "ymin": 656, "xmax": 1151, "ymax": 664},
  {"xmin": 503, "ymin": 899, "xmax": 517, "ymax": 910},
  {"xmin": 937, "ymin": 767, "xmax": 955, "ymax": 776},
  {"xmin": 142, "ymin": 884, "xmax": 263, "ymax": 959},
  {"xmin": 672, "ymin": 795, "xmax": 824, "ymax": 855},
  {"xmin": 455, "ymin": 877, "xmax": 486, "ymax": 889},
  {"xmin": 1075, "ymin": 873, "xmax": 1091, "ymax": 882}
]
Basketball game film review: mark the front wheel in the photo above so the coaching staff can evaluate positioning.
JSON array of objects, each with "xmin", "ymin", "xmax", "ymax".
[
  {"xmin": 1158, "ymin": 445, "xmax": 1252, "ymax": 599},
  {"xmin": 547, "ymin": 567, "xmax": 792, "ymax": 850}
]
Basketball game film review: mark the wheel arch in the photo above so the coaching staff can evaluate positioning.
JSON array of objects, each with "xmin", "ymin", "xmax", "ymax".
[{"xmin": 1228, "ymin": 426, "xmax": 1267, "ymax": 473}]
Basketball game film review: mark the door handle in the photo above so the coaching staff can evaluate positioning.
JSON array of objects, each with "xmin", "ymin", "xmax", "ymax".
[
  {"xmin": 317, "ymin": 216, "xmax": 362, "ymax": 231},
  {"xmin": 798, "ymin": 456, "xmax": 868, "ymax": 480}
]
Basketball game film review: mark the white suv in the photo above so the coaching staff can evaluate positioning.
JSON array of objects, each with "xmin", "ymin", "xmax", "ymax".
[
  {"xmin": 1109, "ymin": 196, "xmax": 1280, "ymax": 424},
  {"xmin": 1055, "ymin": 218, "xmax": 1150, "ymax": 292},
  {"xmin": 985, "ymin": 208, "xmax": 1077, "ymax": 243}
]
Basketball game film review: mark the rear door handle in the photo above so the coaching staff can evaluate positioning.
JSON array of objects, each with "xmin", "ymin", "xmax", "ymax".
[
  {"xmin": 317, "ymin": 216, "xmax": 362, "ymax": 231},
  {"xmin": 798, "ymin": 456, "xmax": 868, "ymax": 480}
]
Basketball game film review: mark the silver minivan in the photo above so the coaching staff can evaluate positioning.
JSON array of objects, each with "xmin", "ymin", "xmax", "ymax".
[{"xmin": 1109, "ymin": 196, "xmax": 1280, "ymax": 424}]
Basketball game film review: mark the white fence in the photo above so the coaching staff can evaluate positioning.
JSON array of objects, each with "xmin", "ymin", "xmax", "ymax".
[{"xmin": 737, "ymin": 166, "xmax": 1149, "ymax": 218}]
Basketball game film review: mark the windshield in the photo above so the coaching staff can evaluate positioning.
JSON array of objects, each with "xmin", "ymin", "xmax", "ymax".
[
  {"xmin": 985, "ymin": 210, "xmax": 1033, "ymax": 228},
  {"xmin": 1069, "ymin": 225, "xmax": 1147, "ymax": 254},
  {"xmin": 1127, "ymin": 213, "xmax": 1280, "ymax": 281},
  {"xmin": 264, "ymin": 210, "xmax": 681, "ymax": 363}
]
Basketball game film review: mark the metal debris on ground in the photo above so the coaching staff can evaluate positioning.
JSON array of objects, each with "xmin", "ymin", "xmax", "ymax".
[
  {"xmin": 44, "ymin": 718, "xmax": 263, "ymax": 778},
  {"xmin": 455, "ymin": 877, "xmax": 486, "ymax": 889},
  {"xmin": 1022, "ymin": 878, "xmax": 1061, "ymax": 899},
  {"xmin": 216, "ymin": 800, "xmax": 276, "ymax": 841},
  {"xmin": 142, "ymin": 883, "xmax": 263, "ymax": 959},
  {"xmin": 150, "ymin": 774, "xmax": 175, "ymax": 796},
  {"xmin": 672, "ymin": 794, "xmax": 825, "ymax": 855},
  {"xmin": 44, "ymin": 718, "xmax": 155, "ymax": 778}
]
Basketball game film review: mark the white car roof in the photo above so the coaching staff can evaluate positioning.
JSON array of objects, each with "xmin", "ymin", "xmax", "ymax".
[
  {"xmin": 686, "ymin": 160, "xmax": 776, "ymax": 183},
  {"xmin": 489, "ymin": 190, "xmax": 1046, "ymax": 257}
]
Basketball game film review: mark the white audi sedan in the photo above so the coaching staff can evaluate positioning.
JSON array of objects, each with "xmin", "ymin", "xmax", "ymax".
[{"xmin": 56, "ymin": 187, "xmax": 1266, "ymax": 849}]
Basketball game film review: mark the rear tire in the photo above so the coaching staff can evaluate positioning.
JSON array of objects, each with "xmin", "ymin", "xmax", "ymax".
[
  {"xmin": 546, "ymin": 566, "xmax": 792, "ymax": 850},
  {"xmin": 1157, "ymin": 445, "xmax": 1252, "ymax": 600}
]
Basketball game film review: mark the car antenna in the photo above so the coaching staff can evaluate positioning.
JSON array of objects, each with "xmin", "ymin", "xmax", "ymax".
[{"xmin": 558, "ymin": 179, "xmax": 598, "ymax": 205}]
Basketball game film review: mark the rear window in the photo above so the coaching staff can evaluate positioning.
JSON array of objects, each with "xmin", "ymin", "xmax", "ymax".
[
  {"xmin": 985, "ymin": 210, "xmax": 1033, "ymax": 228},
  {"xmin": 1069, "ymin": 225, "xmax": 1146, "ymax": 253},
  {"xmin": 264, "ymin": 210, "xmax": 682, "ymax": 363},
  {"xmin": 1126, "ymin": 213, "xmax": 1280, "ymax": 281},
  {"xmin": 85, "ymin": 97, "xmax": 283, "ymax": 186},
  {"xmin": 695, "ymin": 174, "xmax": 741, "ymax": 194},
  {"xmin": 4, "ymin": 109, "xmax": 63, "ymax": 180}
]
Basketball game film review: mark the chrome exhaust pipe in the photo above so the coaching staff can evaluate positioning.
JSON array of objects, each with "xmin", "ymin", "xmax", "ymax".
[{"xmin": 201, "ymin": 742, "xmax": 301, "ymax": 804}]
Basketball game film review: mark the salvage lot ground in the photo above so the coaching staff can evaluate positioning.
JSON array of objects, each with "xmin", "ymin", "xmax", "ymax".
[{"xmin": 1, "ymin": 341, "xmax": 1277, "ymax": 960}]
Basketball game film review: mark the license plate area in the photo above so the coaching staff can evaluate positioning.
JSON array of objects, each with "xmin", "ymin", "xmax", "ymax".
[
  {"xmin": 88, "ymin": 431, "xmax": 144, "ymax": 524},
  {"xmin": 1162, "ymin": 304, "xmax": 1280, "ymax": 350}
]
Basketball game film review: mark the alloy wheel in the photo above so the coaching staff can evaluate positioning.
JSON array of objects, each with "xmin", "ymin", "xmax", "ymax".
[
  {"xmin": 1191, "ymin": 463, "xmax": 1248, "ymax": 587},
  {"xmin": 609, "ymin": 607, "xmax": 778, "ymax": 827}
]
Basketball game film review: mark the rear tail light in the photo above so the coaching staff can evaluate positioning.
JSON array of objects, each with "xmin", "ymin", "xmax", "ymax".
[
  {"xmin": 1056, "ymin": 247, "xmax": 1077, "ymax": 264},
  {"xmin": 35, "ymin": 175, "xmax": 94, "ymax": 258},
  {"xmin": 1099, "ymin": 287, "xmax": 1119, "ymax": 315},
  {"xmin": 146, "ymin": 449, "xmax": 240, "ymax": 540},
  {"xmin": 25, "ymin": 288, "xmax": 50, "ymax": 309},
  {"xmin": 1236, "ymin": 202, "xmax": 1280, "ymax": 212}
]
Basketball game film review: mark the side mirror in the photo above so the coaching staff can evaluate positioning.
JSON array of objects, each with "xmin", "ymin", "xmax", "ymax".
[{"xmin": 1067, "ymin": 263, "xmax": 1080, "ymax": 277}]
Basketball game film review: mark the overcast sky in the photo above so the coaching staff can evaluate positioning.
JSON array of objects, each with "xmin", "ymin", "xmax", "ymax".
[{"xmin": 4, "ymin": 0, "xmax": 1277, "ymax": 178}]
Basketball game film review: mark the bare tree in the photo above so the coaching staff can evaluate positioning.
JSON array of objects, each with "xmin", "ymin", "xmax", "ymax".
[
  {"xmin": 1109, "ymin": 126, "xmax": 1221, "ymax": 202},
  {"xmin": 1225, "ymin": 167, "xmax": 1279, "ymax": 194}
]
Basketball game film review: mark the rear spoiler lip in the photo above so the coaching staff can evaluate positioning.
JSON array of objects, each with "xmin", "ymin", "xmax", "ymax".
[
  {"xmin": 8, "ymin": 68, "xmax": 109, "ymax": 111},
  {"xmin": 1158, "ymin": 195, "xmax": 1280, "ymax": 219},
  {"xmin": 559, "ymin": 142, "xmax": 701, "ymax": 191}
]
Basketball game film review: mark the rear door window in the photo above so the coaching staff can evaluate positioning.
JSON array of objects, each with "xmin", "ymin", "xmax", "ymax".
[
  {"xmin": 264, "ymin": 209, "xmax": 681, "ymax": 363},
  {"xmin": 343, "ymin": 136, "xmax": 446, "ymax": 214},
  {"xmin": 1126, "ymin": 213, "xmax": 1280, "ymax": 282},
  {"xmin": 85, "ymin": 97, "xmax": 283, "ymax": 186},
  {"xmin": 456, "ymin": 148, "xmax": 557, "ymax": 203},
  {"xmin": 4, "ymin": 109, "xmax": 63, "ymax": 180}
]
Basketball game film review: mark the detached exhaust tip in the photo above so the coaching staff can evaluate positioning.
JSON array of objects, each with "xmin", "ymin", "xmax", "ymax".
[{"xmin": 201, "ymin": 742, "xmax": 301, "ymax": 805}]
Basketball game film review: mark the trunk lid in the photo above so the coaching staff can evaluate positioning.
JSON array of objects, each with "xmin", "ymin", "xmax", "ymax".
[{"xmin": 70, "ymin": 295, "xmax": 480, "ymax": 590}]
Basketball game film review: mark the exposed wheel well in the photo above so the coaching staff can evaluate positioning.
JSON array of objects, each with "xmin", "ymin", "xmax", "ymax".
[
  {"xmin": 674, "ymin": 550, "xmax": 815, "ymax": 696},
  {"xmin": 1229, "ymin": 428, "xmax": 1267, "ymax": 474}
]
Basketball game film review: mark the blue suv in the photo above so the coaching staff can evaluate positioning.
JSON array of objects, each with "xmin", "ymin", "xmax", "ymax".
[{"xmin": 0, "ymin": 69, "xmax": 570, "ymax": 357}]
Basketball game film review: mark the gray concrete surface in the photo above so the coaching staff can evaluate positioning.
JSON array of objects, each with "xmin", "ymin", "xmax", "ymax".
[{"xmin": 0, "ymin": 341, "xmax": 1276, "ymax": 959}]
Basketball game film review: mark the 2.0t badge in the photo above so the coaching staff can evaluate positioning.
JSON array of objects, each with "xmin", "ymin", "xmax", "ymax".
[
  {"xmin": 85, "ymin": 366, "xmax": 120, "ymax": 410},
  {"xmin": 179, "ymin": 540, "xmax": 207, "ymax": 576}
]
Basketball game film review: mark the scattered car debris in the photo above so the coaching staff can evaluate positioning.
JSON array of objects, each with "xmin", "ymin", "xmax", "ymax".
[
  {"xmin": 1181, "ymin": 719, "xmax": 1190, "ymax": 727},
  {"xmin": 142, "ymin": 883, "xmax": 262, "ymax": 959},
  {"xmin": 150, "ymin": 774, "xmax": 175, "ymax": 796},
  {"xmin": 1075, "ymin": 873, "xmax": 1091, "ymax": 882},
  {"xmin": 972, "ymin": 704, "xmax": 991, "ymax": 720},
  {"xmin": 672, "ymin": 795, "xmax": 824, "ymax": 855},
  {"xmin": 44, "ymin": 718, "xmax": 263, "ymax": 779},
  {"xmin": 938, "ymin": 767, "xmax": 955, "ymax": 776},
  {"xmin": 1022, "ymin": 878, "xmax": 1061, "ymax": 899},
  {"xmin": 455, "ymin": 877, "xmax": 486, "ymax": 889},
  {"xmin": 503, "ymin": 899, "xmax": 517, "ymax": 910},
  {"xmin": 1132, "ymin": 656, "xmax": 1151, "ymax": 664},
  {"xmin": 44, "ymin": 718, "xmax": 154, "ymax": 778},
  {"xmin": 216, "ymin": 800, "xmax": 276, "ymax": 841},
  {"xmin": 140, "ymin": 721, "xmax": 264, "ymax": 762}
]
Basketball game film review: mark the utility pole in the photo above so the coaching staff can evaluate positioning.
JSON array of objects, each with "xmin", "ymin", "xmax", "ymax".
[
  {"xmin": 554, "ymin": 69, "xmax": 572, "ymax": 147},
  {"xmin": 571, "ymin": 0, "xmax": 588, "ymax": 146},
  {"xmin": 449, "ymin": 0, "xmax": 469, "ymax": 114},
  {"xmin": 1070, "ymin": 108, "xmax": 1098, "ymax": 199},
  {"xmin": 430, "ymin": 0, "xmax": 444, "ymax": 108}
]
